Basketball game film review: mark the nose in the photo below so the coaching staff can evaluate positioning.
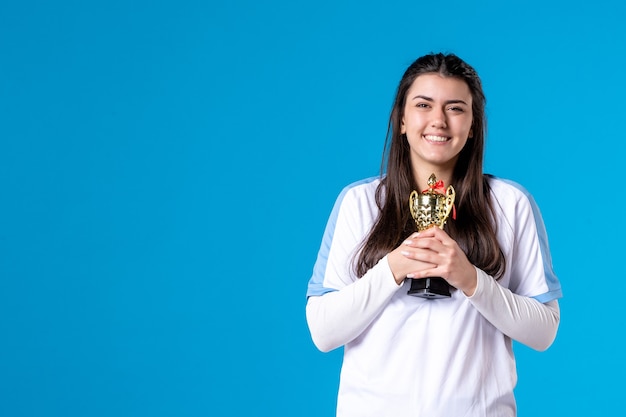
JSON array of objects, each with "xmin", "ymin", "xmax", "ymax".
[{"xmin": 431, "ymin": 108, "xmax": 447, "ymax": 128}]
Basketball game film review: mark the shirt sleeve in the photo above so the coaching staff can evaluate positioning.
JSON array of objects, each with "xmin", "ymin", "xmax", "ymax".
[
  {"xmin": 467, "ymin": 268, "xmax": 561, "ymax": 351},
  {"xmin": 469, "ymin": 179, "xmax": 562, "ymax": 350},
  {"xmin": 305, "ymin": 180, "xmax": 404, "ymax": 352},
  {"xmin": 306, "ymin": 256, "xmax": 403, "ymax": 352}
]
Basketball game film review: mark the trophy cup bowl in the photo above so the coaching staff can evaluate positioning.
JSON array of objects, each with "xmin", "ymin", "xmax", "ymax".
[{"xmin": 407, "ymin": 174, "xmax": 455, "ymax": 299}]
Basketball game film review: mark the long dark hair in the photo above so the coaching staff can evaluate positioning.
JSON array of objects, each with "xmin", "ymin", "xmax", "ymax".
[{"xmin": 355, "ymin": 53, "xmax": 505, "ymax": 280}]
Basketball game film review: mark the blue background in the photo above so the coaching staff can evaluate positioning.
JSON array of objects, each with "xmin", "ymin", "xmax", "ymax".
[{"xmin": 1, "ymin": 0, "xmax": 624, "ymax": 415}]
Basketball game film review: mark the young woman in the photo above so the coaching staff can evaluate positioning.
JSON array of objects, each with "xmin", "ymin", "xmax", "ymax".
[{"xmin": 305, "ymin": 53, "xmax": 562, "ymax": 417}]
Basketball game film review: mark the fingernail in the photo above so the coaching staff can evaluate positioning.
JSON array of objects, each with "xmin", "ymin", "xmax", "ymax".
[
  {"xmin": 406, "ymin": 273, "xmax": 415, "ymax": 278},
  {"xmin": 403, "ymin": 240, "xmax": 413, "ymax": 245},
  {"xmin": 401, "ymin": 251, "xmax": 410, "ymax": 256}
]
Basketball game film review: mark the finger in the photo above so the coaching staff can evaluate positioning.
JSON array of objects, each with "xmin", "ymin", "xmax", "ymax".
[
  {"xmin": 418, "ymin": 226, "xmax": 454, "ymax": 246},
  {"xmin": 418, "ymin": 226, "xmax": 445, "ymax": 237},
  {"xmin": 403, "ymin": 237, "xmax": 446, "ymax": 255},
  {"xmin": 401, "ymin": 248, "xmax": 439, "ymax": 266},
  {"xmin": 402, "ymin": 235, "xmax": 423, "ymax": 246},
  {"xmin": 403, "ymin": 232, "xmax": 421, "ymax": 243},
  {"xmin": 407, "ymin": 267, "xmax": 441, "ymax": 279}
]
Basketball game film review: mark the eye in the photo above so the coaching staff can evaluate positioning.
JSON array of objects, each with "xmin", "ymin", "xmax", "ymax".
[
  {"xmin": 447, "ymin": 106, "xmax": 465, "ymax": 112},
  {"xmin": 416, "ymin": 103, "xmax": 430, "ymax": 109}
]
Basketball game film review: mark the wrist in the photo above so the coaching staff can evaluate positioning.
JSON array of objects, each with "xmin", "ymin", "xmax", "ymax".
[
  {"xmin": 462, "ymin": 267, "xmax": 479, "ymax": 297},
  {"xmin": 382, "ymin": 254, "xmax": 405, "ymax": 287}
]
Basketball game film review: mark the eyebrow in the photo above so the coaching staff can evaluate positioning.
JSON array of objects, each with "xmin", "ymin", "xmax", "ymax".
[{"xmin": 411, "ymin": 95, "xmax": 469, "ymax": 105}]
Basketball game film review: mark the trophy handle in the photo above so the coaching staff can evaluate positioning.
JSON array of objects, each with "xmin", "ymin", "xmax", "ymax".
[
  {"xmin": 409, "ymin": 190, "xmax": 419, "ymax": 221},
  {"xmin": 440, "ymin": 185, "xmax": 456, "ymax": 228}
]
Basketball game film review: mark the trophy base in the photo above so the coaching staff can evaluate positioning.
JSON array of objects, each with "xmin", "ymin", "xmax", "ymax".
[{"xmin": 407, "ymin": 277, "xmax": 451, "ymax": 299}]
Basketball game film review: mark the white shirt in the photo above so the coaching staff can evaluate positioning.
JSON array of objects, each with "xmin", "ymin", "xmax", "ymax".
[{"xmin": 306, "ymin": 175, "xmax": 562, "ymax": 417}]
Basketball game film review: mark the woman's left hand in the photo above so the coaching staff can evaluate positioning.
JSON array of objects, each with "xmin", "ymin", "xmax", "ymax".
[{"xmin": 401, "ymin": 227, "xmax": 478, "ymax": 296}]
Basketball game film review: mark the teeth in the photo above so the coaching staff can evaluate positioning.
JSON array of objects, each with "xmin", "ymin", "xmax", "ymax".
[{"xmin": 424, "ymin": 135, "xmax": 449, "ymax": 142}]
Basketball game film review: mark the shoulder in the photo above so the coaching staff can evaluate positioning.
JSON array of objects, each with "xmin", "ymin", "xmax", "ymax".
[
  {"xmin": 334, "ymin": 176, "xmax": 382, "ymax": 206},
  {"xmin": 323, "ymin": 175, "xmax": 382, "ymax": 215},
  {"xmin": 486, "ymin": 175, "xmax": 546, "ymax": 234},
  {"xmin": 486, "ymin": 175, "xmax": 542, "ymax": 215},
  {"xmin": 325, "ymin": 176, "xmax": 383, "ymax": 230},
  {"xmin": 486, "ymin": 175, "xmax": 534, "ymax": 202},
  {"xmin": 340, "ymin": 175, "xmax": 382, "ymax": 195}
]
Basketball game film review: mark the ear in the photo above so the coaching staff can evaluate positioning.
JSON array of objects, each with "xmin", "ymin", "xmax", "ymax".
[
  {"xmin": 468, "ymin": 128, "xmax": 473, "ymax": 139},
  {"xmin": 401, "ymin": 117, "xmax": 406, "ymax": 134}
]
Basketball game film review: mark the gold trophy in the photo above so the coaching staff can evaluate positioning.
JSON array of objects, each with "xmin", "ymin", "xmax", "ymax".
[{"xmin": 407, "ymin": 173, "xmax": 456, "ymax": 299}]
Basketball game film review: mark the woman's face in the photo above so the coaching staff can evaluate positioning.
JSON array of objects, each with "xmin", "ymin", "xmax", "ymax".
[{"xmin": 401, "ymin": 73, "xmax": 473, "ymax": 174}]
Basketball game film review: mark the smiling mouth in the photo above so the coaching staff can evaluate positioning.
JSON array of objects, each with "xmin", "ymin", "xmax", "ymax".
[{"xmin": 423, "ymin": 135, "xmax": 450, "ymax": 142}]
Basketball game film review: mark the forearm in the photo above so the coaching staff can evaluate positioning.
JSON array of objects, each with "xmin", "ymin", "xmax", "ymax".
[
  {"xmin": 306, "ymin": 256, "xmax": 402, "ymax": 352},
  {"xmin": 468, "ymin": 268, "xmax": 560, "ymax": 351}
]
